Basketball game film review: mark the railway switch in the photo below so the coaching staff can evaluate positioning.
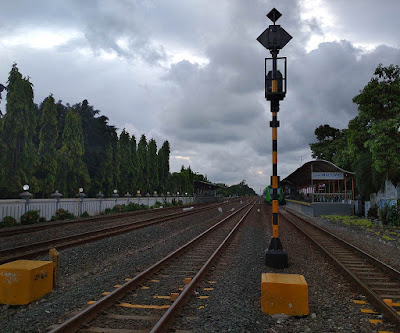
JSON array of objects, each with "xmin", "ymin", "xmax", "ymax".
[{"xmin": 0, "ymin": 260, "xmax": 53, "ymax": 305}]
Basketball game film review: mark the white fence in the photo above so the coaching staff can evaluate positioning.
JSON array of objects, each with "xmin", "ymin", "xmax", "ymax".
[{"xmin": 0, "ymin": 196, "xmax": 194, "ymax": 223}]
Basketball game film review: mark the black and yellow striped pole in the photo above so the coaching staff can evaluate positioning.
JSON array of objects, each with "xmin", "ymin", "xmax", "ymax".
[{"xmin": 257, "ymin": 8, "xmax": 292, "ymax": 269}]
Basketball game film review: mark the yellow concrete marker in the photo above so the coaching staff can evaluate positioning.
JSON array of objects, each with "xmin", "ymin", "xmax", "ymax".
[
  {"xmin": 87, "ymin": 301, "xmax": 96, "ymax": 305},
  {"xmin": 153, "ymin": 295, "xmax": 170, "ymax": 299},
  {"xmin": 198, "ymin": 305, "xmax": 205, "ymax": 309},
  {"xmin": 114, "ymin": 284, "xmax": 122, "ymax": 288},
  {"xmin": 369, "ymin": 319, "xmax": 383, "ymax": 324},
  {"xmin": 261, "ymin": 273, "xmax": 308, "ymax": 316},
  {"xmin": 392, "ymin": 302, "xmax": 400, "ymax": 307},
  {"xmin": 150, "ymin": 279, "xmax": 160, "ymax": 283},
  {"xmin": 208, "ymin": 281, "xmax": 216, "ymax": 284},
  {"xmin": 140, "ymin": 286, "xmax": 149, "ymax": 289},
  {"xmin": 204, "ymin": 288, "xmax": 214, "ymax": 291},
  {"xmin": 102, "ymin": 292, "xmax": 110, "ymax": 296},
  {"xmin": 184, "ymin": 278, "xmax": 192, "ymax": 285},
  {"xmin": 170, "ymin": 293, "xmax": 179, "ymax": 301},
  {"xmin": 361, "ymin": 308, "xmax": 378, "ymax": 314},
  {"xmin": 125, "ymin": 278, "xmax": 132, "ymax": 281},
  {"xmin": 0, "ymin": 260, "xmax": 53, "ymax": 305},
  {"xmin": 353, "ymin": 300, "xmax": 368, "ymax": 305},
  {"xmin": 197, "ymin": 296, "xmax": 209, "ymax": 299},
  {"xmin": 49, "ymin": 248, "xmax": 60, "ymax": 288},
  {"xmin": 379, "ymin": 331, "xmax": 394, "ymax": 333}
]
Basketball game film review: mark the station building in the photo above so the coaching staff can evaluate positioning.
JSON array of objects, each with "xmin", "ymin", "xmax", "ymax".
[
  {"xmin": 282, "ymin": 160, "xmax": 357, "ymax": 217},
  {"xmin": 193, "ymin": 180, "xmax": 221, "ymax": 204}
]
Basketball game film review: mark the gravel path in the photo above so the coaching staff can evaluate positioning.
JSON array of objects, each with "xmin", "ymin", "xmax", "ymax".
[{"xmin": 0, "ymin": 200, "xmax": 242, "ymax": 333}]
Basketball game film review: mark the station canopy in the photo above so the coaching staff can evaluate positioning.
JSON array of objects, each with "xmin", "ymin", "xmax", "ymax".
[
  {"xmin": 283, "ymin": 160, "xmax": 354, "ymax": 188},
  {"xmin": 193, "ymin": 180, "xmax": 221, "ymax": 191}
]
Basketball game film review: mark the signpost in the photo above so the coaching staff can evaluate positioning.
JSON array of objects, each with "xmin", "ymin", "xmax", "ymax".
[{"xmin": 257, "ymin": 8, "xmax": 292, "ymax": 269}]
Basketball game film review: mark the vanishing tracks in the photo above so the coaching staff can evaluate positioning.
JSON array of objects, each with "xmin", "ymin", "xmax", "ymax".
[
  {"xmin": 0, "ymin": 201, "xmax": 233, "ymax": 265},
  {"xmin": 281, "ymin": 207, "xmax": 400, "ymax": 326},
  {"xmin": 49, "ymin": 200, "xmax": 256, "ymax": 332}
]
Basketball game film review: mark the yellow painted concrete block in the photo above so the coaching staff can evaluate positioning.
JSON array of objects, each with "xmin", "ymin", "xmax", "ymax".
[
  {"xmin": 261, "ymin": 273, "xmax": 308, "ymax": 316},
  {"xmin": 0, "ymin": 260, "xmax": 53, "ymax": 305}
]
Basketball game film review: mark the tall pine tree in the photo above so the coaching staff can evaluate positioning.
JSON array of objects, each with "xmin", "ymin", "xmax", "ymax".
[
  {"xmin": 57, "ymin": 108, "xmax": 90, "ymax": 197},
  {"xmin": 118, "ymin": 129, "xmax": 134, "ymax": 195},
  {"xmin": 37, "ymin": 95, "xmax": 58, "ymax": 196},
  {"xmin": 158, "ymin": 140, "xmax": 170, "ymax": 193},
  {"xmin": 147, "ymin": 138, "xmax": 158, "ymax": 193},
  {"xmin": 137, "ymin": 134, "xmax": 148, "ymax": 193},
  {"xmin": 1, "ymin": 64, "xmax": 37, "ymax": 196}
]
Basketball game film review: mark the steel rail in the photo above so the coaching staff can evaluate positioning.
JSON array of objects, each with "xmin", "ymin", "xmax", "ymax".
[
  {"xmin": 49, "ymin": 200, "xmax": 255, "ymax": 333},
  {"xmin": 281, "ymin": 208, "xmax": 400, "ymax": 326},
  {"xmin": 0, "ymin": 202, "xmax": 234, "ymax": 265}
]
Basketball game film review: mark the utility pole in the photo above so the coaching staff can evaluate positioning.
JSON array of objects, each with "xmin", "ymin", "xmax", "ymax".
[{"xmin": 257, "ymin": 8, "xmax": 292, "ymax": 269}]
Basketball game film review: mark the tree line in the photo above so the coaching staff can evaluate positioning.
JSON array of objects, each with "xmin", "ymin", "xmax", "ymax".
[
  {"xmin": 309, "ymin": 64, "xmax": 400, "ymax": 199},
  {"xmin": 0, "ymin": 63, "xmax": 204, "ymax": 198}
]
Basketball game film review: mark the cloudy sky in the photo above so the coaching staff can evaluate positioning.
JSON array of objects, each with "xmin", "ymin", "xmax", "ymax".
[{"xmin": 1, "ymin": 0, "xmax": 399, "ymax": 194}]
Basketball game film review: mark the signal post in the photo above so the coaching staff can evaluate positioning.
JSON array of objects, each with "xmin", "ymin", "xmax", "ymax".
[{"xmin": 257, "ymin": 8, "xmax": 291, "ymax": 269}]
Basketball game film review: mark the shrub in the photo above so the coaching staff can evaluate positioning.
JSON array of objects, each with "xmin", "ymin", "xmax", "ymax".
[
  {"xmin": 53, "ymin": 208, "xmax": 75, "ymax": 221},
  {"xmin": 20, "ymin": 210, "xmax": 40, "ymax": 225},
  {"xmin": 81, "ymin": 211, "xmax": 90, "ymax": 218},
  {"xmin": 367, "ymin": 205, "xmax": 378, "ymax": 218},
  {"xmin": 112, "ymin": 204, "xmax": 127, "ymax": 213},
  {"xmin": 104, "ymin": 208, "xmax": 112, "ymax": 215},
  {"xmin": 387, "ymin": 205, "xmax": 400, "ymax": 226},
  {"xmin": 1, "ymin": 216, "xmax": 17, "ymax": 227},
  {"xmin": 379, "ymin": 204, "xmax": 391, "ymax": 225},
  {"xmin": 38, "ymin": 217, "xmax": 47, "ymax": 222}
]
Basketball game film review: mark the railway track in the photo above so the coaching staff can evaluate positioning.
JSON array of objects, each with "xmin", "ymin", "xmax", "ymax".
[
  {"xmin": 49, "ymin": 200, "xmax": 256, "ymax": 332},
  {"xmin": 281, "ymin": 207, "xmax": 400, "ymax": 326},
  {"xmin": 0, "ymin": 201, "xmax": 231, "ymax": 238},
  {"xmin": 0, "ymin": 201, "xmax": 239, "ymax": 265}
]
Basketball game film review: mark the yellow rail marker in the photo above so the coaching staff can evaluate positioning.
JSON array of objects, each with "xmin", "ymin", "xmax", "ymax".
[
  {"xmin": 203, "ymin": 288, "xmax": 214, "ymax": 291},
  {"xmin": 369, "ymin": 319, "xmax": 383, "ymax": 324},
  {"xmin": 114, "ymin": 285, "xmax": 122, "ymax": 288},
  {"xmin": 150, "ymin": 279, "xmax": 160, "ymax": 283},
  {"xmin": 208, "ymin": 281, "xmax": 216, "ymax": 284},
  {"xmin": 171, "ymin": 293, "xmax": 179, "ymax": 301},
  {"xmin": 140, "ymin": 286, "xmax": 149, "ymax": 289},
  {"xmin": 393, "ymin": 302, "xmax": 400, "ymax": 307},
  {"xmin": 102, "ymin": 292, "xmax": 110, "ymax": 296},
  {"xmin": 361, "ymin": 308, "xmax": 378, "ymax": 314},
  {"xmin": 184, "ymin": 278, "xmax": 192, "ymax": 285},
  {"xmin": 197, "ymin": 296, "xmax": 209, "ymax": 299},
  {"xmin": 378, "ymin": 331, "xmax": 394, "ymax": 333},
  {"xmin": 117, "ymin": 303, "xmax": 170, "ymax": 309},
  {"xmin": 87, "ymin": 301, "xmax": 96, "ymax": 304},
  {"xmin": 198, "ymin": 306, "xmax": 205, "ymax": 309},
  {"xmin": 353, "ymin": 300, "xmax": 368, "ymax": 305},
  {"xmin": 179, "ymin": 287, "xmax": 184, "ymax": 291},
  {"xmin": 125, "ymin": 278, "xmax": 131, "ymax": 281},
  {"xmin": 153, "ymin": 295, "xmax": 170, "ymax": 299},
  {"xmin": 383, "ymin": 299, "xmax": 393, "ymax": 306}
]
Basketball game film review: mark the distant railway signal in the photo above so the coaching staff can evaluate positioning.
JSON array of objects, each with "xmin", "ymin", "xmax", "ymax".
[{"xmin": 257, "ymin": 8, "xmax": 292, "ymax": 269}]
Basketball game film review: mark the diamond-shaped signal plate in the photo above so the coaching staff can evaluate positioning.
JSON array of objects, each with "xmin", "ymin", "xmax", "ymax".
[
  {"xmin": 257, "ymin": 25, "xmax": 292, "ymax": 50},
  {"xmin": 267, "ymin": 8, "xmax": 281, "ymax": 23}
]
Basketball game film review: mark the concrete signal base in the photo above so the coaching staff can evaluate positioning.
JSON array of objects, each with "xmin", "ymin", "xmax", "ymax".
[
  {"xmin": 0, "ymin": 260, "xmax": 53, "ymax": 305},
  {"xmin": 261, "ymin": 273, "xmax": 308, "ymax": 316}
]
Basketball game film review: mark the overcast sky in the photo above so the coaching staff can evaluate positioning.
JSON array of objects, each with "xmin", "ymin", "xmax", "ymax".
[{"xmin": 1, "ymin": 0, "xmax": 399, "ymax": 194}]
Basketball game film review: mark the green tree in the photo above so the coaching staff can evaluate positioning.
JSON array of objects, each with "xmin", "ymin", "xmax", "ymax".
[
  {"xmin": 130, "ymin": 135, "xmax": 138, "ymax": 192},
  {"xmin": 57, "ymin": 108, "xmax": 90, "ymax": 197},
  {"xmin": 137, "ymin": 134, "xmax": 148, "ymax": 193},
  {"xmin": 37, "ymin": 95, "xmax": 58, "ymax": 196},
  {"xmin": 118, "ymin": 129, "xmax": 134, "ymax": 195},
  {"xmin": 147, "ymin": 138, "xmax": 158, "ymax": 193},
  {"xmin": 352, "ymin": 64, "xmax": 400, "ymax": 183},
  {"xmin": 158, "ymin": 140, "xmax": 170, "ymax": 193},
  {"xmin": 309, "ymin": 125, "xmax": 344, "ymax": 162},
  {"xmin": 1, "ymin": 64, "xmax": 38, "ymax": 197}
]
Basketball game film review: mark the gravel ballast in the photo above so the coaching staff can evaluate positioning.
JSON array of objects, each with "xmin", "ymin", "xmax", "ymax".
[{"xmin": 1, "ymin": 200, "xmax": 399, "ymax": 332}]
